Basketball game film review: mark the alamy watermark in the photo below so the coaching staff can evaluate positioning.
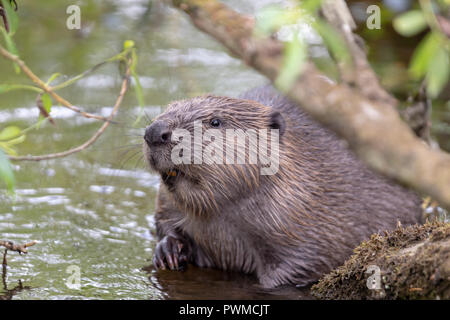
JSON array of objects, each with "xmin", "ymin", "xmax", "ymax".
[
  {"xmin": 366, "ymin": 265, "xmax": 381, "ymax": 290},
  {"xmin": 65, "ymin": 265, "xmax": 81, "ymax": 290},
  {"xmin": 64, "ymin": 3, "xmax": 382, "ymax": 31},
  {"xmin": 366, "ymin": 5, "xmax": 381, "ymax": 30},
  {"xmin": 168, "ymin": 121, "xmax": 280, "ymax": 175},
  {"xmin": 66, "ymin": 5, "xmax": 81, "ymax": 30}
]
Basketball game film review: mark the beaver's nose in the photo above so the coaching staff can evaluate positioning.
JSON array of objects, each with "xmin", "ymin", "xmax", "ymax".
[{"xmin": 144, "ymin": 121, "xmax": 172, "ymax": 146}]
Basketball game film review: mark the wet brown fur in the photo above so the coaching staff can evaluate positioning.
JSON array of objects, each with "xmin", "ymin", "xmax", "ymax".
[{"xmin": 145, "ymin": 85, "xmax": 423, "ymax": 288}]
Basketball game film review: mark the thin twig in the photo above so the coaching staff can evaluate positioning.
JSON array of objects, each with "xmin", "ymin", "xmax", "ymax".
[
  {"xmin": 1, "ymin": 239, "xmax": 37, "ymax": 281},
  {"xmin": 8, "ymin": 63, "xmax": 132, "ymax": 161},
  {"xmin": 0, "ymin": 240, "xmax": 37, "ymax": 255},
  {"xmin": 0, "ymin": 45, "xmax": 113, "ymax": 122},
  {"xmin": 1, "ymin": 240, "xmax": 38, "ymax": 266},
  {"xmin": 0, "ymin": 7, "xmax": 8, "ymax": 33}
]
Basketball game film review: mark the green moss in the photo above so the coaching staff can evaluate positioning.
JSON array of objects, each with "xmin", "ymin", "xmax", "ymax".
[{"xmin": 311, "ymin": 220, "xmax": 450, "ymax": 299}]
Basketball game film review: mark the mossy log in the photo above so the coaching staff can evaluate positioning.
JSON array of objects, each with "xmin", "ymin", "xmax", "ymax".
[{"xmin": 311, "ymin": 221, "xmax": 450, "ymax": 299}]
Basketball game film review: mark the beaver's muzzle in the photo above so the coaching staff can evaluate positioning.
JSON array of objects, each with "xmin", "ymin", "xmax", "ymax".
[{"xmin": 144, "ymin": 120, "xmax": 172, "ymax": 147}]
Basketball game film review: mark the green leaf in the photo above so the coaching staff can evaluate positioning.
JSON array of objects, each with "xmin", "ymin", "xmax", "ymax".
[
  {"xmin": 0, "ymin": 148, "xmax": 15, "ymax": 193},
  {"xmin": 0, "ymin": 125, "xmax": 25, "ymax": 153},
  {"xmin": 255, "ymin": 5, "xmax": 299, "ymax": 36},
  {"xmin": 132, "ymin": 72, "xmax": 144, "ymax": 107},
  {"xmin": 0, "ymin": 84, "xmax": 42, "ymax": 94},
  {"xmin": 131, "ymin": 70, "xmax": 145, "ymax": 126},
  {"xmin": 300, "ymin": 0, "xmax": 324, "ymax": 13},
  {"xmin": 130, "ymin": 50, "xmax": 144, "ymax": 105},
  {"xmin": 46, "ymin": 73, "xmax": 62, "ymax": 85},
  {"xmin": 123, "ymin": 40, "xmax": 135, "ymax": 50},
  {"xmin": 275, "ymin": 35, "xmax": 307, "ymax": 91},
  {"xmin": 393, "ymin": 10, "xmax": 427, "ymax": 37},
  {"xmin": 4, "ymin": 134, "xmax": 25, "ymax": 146},
  {"xmin": 409, "ymin": 32, "xmax": 441, "ymax": 79},
  {"xmin": 426, "ymin": 47, "xmax": 450, "ymax": 98},
  {"xmin": 2, "ymin": 0, "xmax": 19, "ymax": 35},
  {"xmin": 0, "ymin": 27, "xmax": 20, "ymax": 73},
  {"xmin": 0, "ymin": 126, "xmax": 21, "ymax": 141},
  {"xmin": 36, "ymin": 93, "xmax": 52, "ymax": 129},
  {"xmin": 41, "ymin": 93, "xmax": 52, "ymax": 113},
  {"xmin": 5, "ymin": 34, "xmax": 18, "ymax": 58},
  {"xmin": 129, "ymin": 48, "xmax": 145, "ymax": 127},
  {"xmin": 314, "ymin": 20, "xmax": 351, "ymax": 65},
  {"xmin": 0, "ymin": 142, "xmax": 16, "ymax": 156}
]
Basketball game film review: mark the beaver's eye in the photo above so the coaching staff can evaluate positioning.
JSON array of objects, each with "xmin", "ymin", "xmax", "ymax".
[{"xmin": 210, "ymin": 118, "xmax": 221, "ymax": 127}]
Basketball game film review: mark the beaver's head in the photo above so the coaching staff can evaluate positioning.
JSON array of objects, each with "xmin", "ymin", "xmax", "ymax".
[{"xmin": 143, "ymin": 95, "xmax": 285, "ymax": 215}]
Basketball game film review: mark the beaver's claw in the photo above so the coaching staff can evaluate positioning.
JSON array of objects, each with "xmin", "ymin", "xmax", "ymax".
[{"xmin": 153, "ymin": 235, "xmax": 188, "ymax": 271}]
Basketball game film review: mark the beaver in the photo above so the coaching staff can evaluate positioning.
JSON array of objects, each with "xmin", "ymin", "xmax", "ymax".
[{"xmin": 144, "ymin": 85, "xmax": 423, "ymax": 288}]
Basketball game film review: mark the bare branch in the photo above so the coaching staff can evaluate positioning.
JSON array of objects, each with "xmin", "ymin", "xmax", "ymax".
[
  {"xmin": 0, "ymin": 240, "xmax": 37, "ymax": 255},
  {"xmin": 0, "ymin": 45, "xmax": 114, "ymax": 123},
  {"xmin": 8, "ymin": 63, "xmax": 131, "ymax": 161}
]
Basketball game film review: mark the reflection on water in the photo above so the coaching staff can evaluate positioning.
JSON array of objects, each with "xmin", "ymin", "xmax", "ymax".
[
  {"xmin": 0, "ymin": 0, "xmax": 448, "ymax": 299},
  {"xmin": 145, "ymin": 265, "xmax": 312, "ymax": 300},
  {"xmin": 0, "ymin": 156, "xmax": 310, "ymax": 299},
  {"xmin": 1, "ymin": 265, "xmax": 32, "ymax": 301}
]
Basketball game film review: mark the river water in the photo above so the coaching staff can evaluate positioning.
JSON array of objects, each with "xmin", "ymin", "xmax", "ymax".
[{"xmin": 0, "ymin": 0, "xmax": 447, "ymax": 299}]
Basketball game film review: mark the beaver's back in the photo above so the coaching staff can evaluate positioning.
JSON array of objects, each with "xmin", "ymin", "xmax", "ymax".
[
  {"xmin": 240, "ymin": 85, "xmax": 422, "ymax": 238},
  {"xmin": 237, "ymin": 85, "xmax": 423, "ymax": 286}
]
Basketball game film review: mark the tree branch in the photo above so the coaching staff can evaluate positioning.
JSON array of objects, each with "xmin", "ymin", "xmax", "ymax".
[
  {"xmin": 8, "ymin": 63, "xmax": 131, "ymax": 161},
  {"xmin": 0, "ymin": 240, "xmax": 37, "ymax": 255},
  {"xmin": 0, "ymin": 45, "xmax": 114, "ymax": 123},
  {"xmin": 169, "ymin": 0, "xmax": 450, "ymax": 209}
]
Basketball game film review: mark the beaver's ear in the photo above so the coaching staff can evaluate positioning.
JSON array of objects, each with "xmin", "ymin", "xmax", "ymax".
[{"xmin": 269, "ymin": 111, "xmax": 286, "ymax": 136}]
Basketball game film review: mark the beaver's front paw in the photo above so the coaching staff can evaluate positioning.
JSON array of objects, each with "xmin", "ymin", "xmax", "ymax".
[{"xmin": 153, "ymin": 236, "xmax": 188, "ymax": 271}]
